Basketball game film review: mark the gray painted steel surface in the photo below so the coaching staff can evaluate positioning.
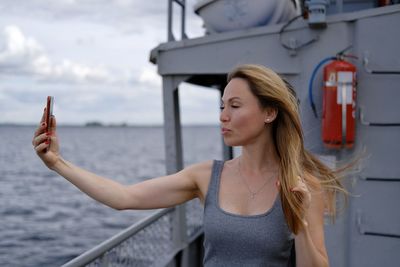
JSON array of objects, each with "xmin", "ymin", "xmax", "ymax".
[{"xmin": 152, "ymin": 4, "xmax": 400, "ymax": 267}]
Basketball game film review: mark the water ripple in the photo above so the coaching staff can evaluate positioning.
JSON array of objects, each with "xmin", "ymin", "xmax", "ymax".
[{"xmin": 0, "ymin": 125, "xmax": 221, "ymax": 266}]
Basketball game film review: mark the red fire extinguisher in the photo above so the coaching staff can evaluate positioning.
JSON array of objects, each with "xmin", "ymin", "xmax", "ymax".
[{"xmin": 322, "ymin": 60, "xmax": 357, "ymax": 149}]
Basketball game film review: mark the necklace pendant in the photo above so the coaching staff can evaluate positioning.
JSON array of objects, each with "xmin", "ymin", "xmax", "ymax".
[{"xmin": 250, "ymin": 193, "xmax": 256, "ymax": 199}]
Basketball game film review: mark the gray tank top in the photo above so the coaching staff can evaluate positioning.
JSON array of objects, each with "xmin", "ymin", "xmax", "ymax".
[{"xmin": 203, "ymin": 160, "xmax": 295, "ymax": 267}]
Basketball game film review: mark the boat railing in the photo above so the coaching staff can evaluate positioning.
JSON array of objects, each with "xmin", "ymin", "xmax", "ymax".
[
  {"xmin": 167, "ymin": 0, "xmax": 188, "ymax": 41},
  {"xmin": 62, "ymin": 199, "xmax": 204, "ymax": 267}
]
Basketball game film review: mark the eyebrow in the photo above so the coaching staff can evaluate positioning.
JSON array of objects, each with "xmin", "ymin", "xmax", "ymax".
[{"xmin": 221, "ymin": 96, "xmax": 241, "ymax": 103}]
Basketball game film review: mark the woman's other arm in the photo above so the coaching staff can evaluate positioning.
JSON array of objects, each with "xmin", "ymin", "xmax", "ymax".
[{"xmin": 293, "ymin": 175, "xmax": 330, "ymax": 267}]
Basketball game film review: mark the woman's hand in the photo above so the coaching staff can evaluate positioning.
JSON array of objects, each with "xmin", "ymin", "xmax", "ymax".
[
  {"xmin": 292, "ymin": 175, "xmax": 329, "ymax": 267},
  {"xmin": 291, "ymin": 176, "xmax": 312, "ymax": 227},
  {"xmin": 32, "ymin": 108, "xmax": 60, "ymax": 170},
  {"xmin": 276, "ymin": 176, "xmax": 312, "ymax": 227}
]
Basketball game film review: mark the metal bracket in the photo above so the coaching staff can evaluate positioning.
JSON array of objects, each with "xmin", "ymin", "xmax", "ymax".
[
  {"xmin": 356, "ymin": 210, "xmax": 400, "ymax": 239},
  {"xmin": 359, "ymin": 106, "xmax": 400, "ymax": 126},
  {"xmin": 356, "ymin": 209, "xmax": 365, "ymax": 235},
  {"xmin": 362, "ymin": 52, "xmax": 400, "ymax": 75}
]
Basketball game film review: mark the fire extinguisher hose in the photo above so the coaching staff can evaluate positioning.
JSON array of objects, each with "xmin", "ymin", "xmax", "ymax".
[{"xmin": 309, "ymin": 56, "xmax": 336, "ymax": 118}]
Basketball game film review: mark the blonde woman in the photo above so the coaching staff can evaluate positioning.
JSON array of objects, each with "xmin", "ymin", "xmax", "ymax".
[{"xmin": 33, "ymin": 64, "xmax": 345, "ymax": 266}]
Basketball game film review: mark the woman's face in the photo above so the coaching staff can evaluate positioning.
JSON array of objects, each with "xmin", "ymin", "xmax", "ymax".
[{"xmin": 220, "ymin": 78, "xmax": 270, "ymax": 147}]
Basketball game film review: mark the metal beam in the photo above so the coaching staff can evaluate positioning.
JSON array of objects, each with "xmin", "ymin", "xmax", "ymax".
[{"xmin": 162, "ymin": 75, "xmax": 191, "ymax": 266}]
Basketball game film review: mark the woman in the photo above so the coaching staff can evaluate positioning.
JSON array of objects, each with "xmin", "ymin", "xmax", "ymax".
[{"xmin": 33, "ymin": 64, "xmax": 345, "ymax": 266}]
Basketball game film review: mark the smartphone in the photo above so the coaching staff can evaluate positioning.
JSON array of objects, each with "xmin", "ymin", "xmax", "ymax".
[{"xmin": 45, "ymin": 96, "xmax": 54, "ymax": 133}]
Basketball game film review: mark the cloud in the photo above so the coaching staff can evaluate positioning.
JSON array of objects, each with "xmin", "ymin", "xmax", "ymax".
[
  {"xmin": 139, "ymin": 67, "xmax": 161, "ymax": 88},
  {"xmin": 0, "ymin": 0, "xmax": 204, "ymax": 37},
  {"xmin": 0, "ymin": 25, "xmax": 127, "ymax": 84},
  {"xmin": 0, "ymin": 1, "xmax": 214, "ymax": 125},
  {"xmin": 0, "ymin": 1, "xmax": 165, "ymax": 34},
  {"xmin": 179, "ymin": 83, "xmax": 221, "ymax": 125},
  {"xmin": 0, "ymin": 25, "xmax": 43, "ymax": 73},
  {"xmin": 36, "ymin": 59, "xmax": 112, "ymax": 84}
]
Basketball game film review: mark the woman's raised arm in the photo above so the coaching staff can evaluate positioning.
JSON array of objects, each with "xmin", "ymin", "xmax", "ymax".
[
  {"xmin": 33, "ymin": 109, "xmax": 211, "ymax": 210},
  {"xmin": 51, "ymin": 158, "xmax": 208, "ymax": 210}
]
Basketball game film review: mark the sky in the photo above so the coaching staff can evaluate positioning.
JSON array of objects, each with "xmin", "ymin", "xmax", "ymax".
[{"xmin": 0, "ymin": 0, "xmax": 221, "ymax": 125}]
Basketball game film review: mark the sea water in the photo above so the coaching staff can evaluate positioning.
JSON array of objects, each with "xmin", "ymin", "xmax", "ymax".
[{"xmin": 0, "ymin": 125, "xmax": 222, "ymax": 267}]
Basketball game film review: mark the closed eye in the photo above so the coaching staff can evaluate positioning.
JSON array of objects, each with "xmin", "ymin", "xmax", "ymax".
[
  {"xmin": 220, "ymin": 105, "xmax": 240, "ymax": 110},
  {"xmin": 220, "ymin": 96, "xmax": 242, "ymax": 108}
]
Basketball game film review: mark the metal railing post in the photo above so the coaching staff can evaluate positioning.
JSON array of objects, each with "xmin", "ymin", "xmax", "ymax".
[
  {"xmin": 167, "ymin": 0, "xmax": 187, "ymax": 42},
  {"xmin": 168, "ymin": 0, "xmax": 174, "ymax": 41},
  {"xmin": 181, "ymin": 0, "xmax": 187, "ymax": 39},
  {"xmin": 162, "ymin": 75, "xmax": 191, "ymax": 266},
  {"xmin": 62, "ymin": 208, "xmax": 174, "ymax": 267},
  {"xmin": 99, "ymin": 253, "xmax": 108, "ymax": 267}
]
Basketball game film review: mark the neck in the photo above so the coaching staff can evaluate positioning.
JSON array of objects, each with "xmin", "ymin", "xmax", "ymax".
[{"xmin": 240, "ymin": 133, "xmax": 280, "ymax": 174}]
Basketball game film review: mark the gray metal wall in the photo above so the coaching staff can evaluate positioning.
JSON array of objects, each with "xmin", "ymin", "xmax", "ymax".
[{"xmin": 152, "ymin": 4, "xmax": 400, "ymax": 266}]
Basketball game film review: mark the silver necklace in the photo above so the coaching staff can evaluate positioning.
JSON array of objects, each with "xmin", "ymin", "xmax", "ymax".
[{"xmin": 238, "ymin": 157, "xmax": 277, "ymax": 200}]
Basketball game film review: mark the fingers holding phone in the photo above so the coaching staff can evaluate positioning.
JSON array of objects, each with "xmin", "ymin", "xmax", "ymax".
[{"xmin": 33, "ymin": 96, "xmax": 60, "ymax": 169}]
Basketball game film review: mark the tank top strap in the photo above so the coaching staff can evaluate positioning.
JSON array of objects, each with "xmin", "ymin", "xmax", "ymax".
[{"xmin": 204, "ymin": 160, "xmax": 224, "ymax": 207}]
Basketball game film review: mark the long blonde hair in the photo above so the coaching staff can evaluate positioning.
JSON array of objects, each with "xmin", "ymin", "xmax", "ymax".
[{"xmin": 228, "ymin": 64, "xmax": 348, "ymax": 234}]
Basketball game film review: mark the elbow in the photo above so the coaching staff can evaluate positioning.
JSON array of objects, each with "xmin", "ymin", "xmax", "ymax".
[
  {"xmin": 104, "ymin": 200, "xmax": 126, "ymax": 210},
  {"xmin": 321, "ymin": 253, "xmax": 330, "ymax": 267},
  {"xmin": 111, "ymin": 191, "xmax": 138, "ymax": 211},
  {"xmin": 316, "ymin": 256, "xmax": 329, "ymax": 267},
  {"xmin": 300, "ymin": 261, "xmax": 329, "ymax": 267},
  {"xmin": 113, "ymin": 204, "xmax": 126, "ymax": 211},
  {"xmin": 111, "ymin": 197, "xmax": 132, "ymax": 210},
  {"xmin": 111, "ymin": 186, "xmax": 136, "ymax": 210},
  {"xmin": 298, "ymin": 255, "xmax": 329, "ymax": 267}
]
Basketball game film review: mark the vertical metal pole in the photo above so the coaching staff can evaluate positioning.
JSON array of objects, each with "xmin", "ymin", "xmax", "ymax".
[
  {"xmin": 163, "ymin": 76, "xmax": 183, "ymax": 173},
  {"xmin": 223, "ymin": 141, "xmax": 234, "ymax": 160},
  {"xmin": 181, "ymin": 0, "xmax": 186, "ymax": 39},
  {"xmin": 168, "ymin": 0, "xmax": 186, "ymax": 41},
  {"xmin": 99, "ymin": 253, "xmax": 109, "ymax": 267},
  {"xmin": 168, "ymin": 0, "xmax": 174, "ymax": 41},
  {"xmin": 162, "ymin": 76, "xmax": 188, "ymax": 266},
  {"xmin": 337, "ymin": 0, "xmax": 343, "ymax": 13}
]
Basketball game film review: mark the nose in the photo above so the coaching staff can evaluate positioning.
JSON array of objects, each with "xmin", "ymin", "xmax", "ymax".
[{"xmin": 220, "ymin": 108, "xmax": 229, "ymax": 123}]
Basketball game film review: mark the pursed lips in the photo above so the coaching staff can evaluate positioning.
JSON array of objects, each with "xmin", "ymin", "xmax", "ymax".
[{"xmin": 221, "ymin": 127, "xmax": 231, "ymax": 134}]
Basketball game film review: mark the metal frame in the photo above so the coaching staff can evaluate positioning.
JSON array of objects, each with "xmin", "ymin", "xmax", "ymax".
[
  {"xmin": 162, "ymin": 75, "xmax": 189, "ymax": 266},
  {"xmin": 61, "ymin": 208, "xmax": 174, "ymax": 267},
  {"xmin": 168, "ymin": 0, "xmax": 187, "ymax": 41},
  {"xmin": 153, "ymin": 4, "xmax": 400, "ymax": 267}
]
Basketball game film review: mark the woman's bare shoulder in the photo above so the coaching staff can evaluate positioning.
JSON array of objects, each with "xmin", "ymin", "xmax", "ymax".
[
  {"xmin": 182, "ymin": 160, "xmax": 214, "ymax": 180},
  {"xmin": 181, "ymin": 160, "xmax": 216, "ymax": 202}
]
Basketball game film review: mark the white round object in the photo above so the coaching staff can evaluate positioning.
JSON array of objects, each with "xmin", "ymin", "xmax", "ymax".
[{"xmin": 194, "ymin": 0, "xmax": 299, "ymax": 33}]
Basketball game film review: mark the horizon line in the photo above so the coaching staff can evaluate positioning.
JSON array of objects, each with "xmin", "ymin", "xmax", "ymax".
[{"xmin": 0, "ymin": 122, "xmax": 220, "ymax": 127}]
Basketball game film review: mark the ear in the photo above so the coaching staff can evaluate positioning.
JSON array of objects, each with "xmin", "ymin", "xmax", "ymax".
[{"xmin": 264, "ymin": 106, "xmax": 278, "ymax": 123}]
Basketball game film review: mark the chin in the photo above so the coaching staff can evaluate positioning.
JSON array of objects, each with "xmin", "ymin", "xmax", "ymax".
[{"xmin": 223, "ymin": 136, "xmax": 241, "ymax": 147}]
